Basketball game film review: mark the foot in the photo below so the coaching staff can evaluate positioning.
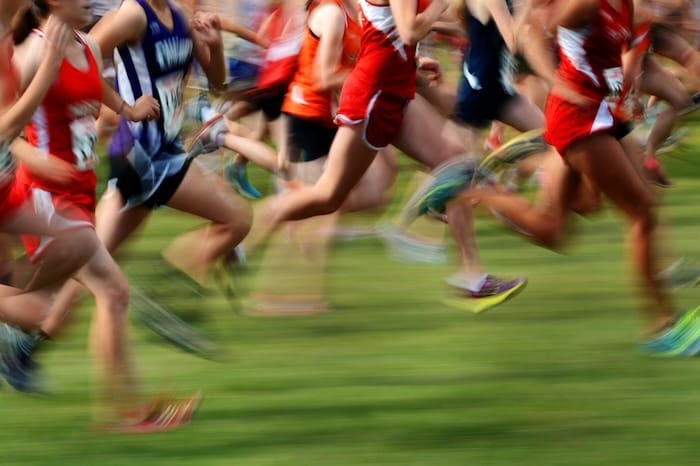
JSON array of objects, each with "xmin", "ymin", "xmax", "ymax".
[
  {"xmin": 657, "ymin": 258, "xmax": 700, "ymax": 288},
  {"xmin": 130, "ymin": 286, "xmax": 220, "ymax": 360},
  {"xmin": 478, "ymin": 129, "xmax": 547, "ymax": 179},
  {"xmin": 643, "ymin": 157, "xmax": 671, "ymax": 188},
  {"xmin": 224, "ymin": 160, "xmax": 262, "ymax": 200},
  {"xmin": 444, "ymin": 274, "xmax": 528, "ymax": 314},
  {"xmin": 378, "ymin": 224, "xmax": 448, "ymax": 264},
  {"xmin": 641, "ymin": 307, "xmax": 700, "ymax": 357},
  {"xmin": 405, "ymin": 157, "xmax": 477, "ymax": 221},
  {"xmin": 101, "ymin": 391, "xmax": 203, "ymax": 434},
  {"xmin": 483, "ymin": 134, "xmax": 503, "ymax": 152},
  {"xmin": 187, "ymin": 114, "xmax": 226, "ymax": 159},
  {"xmin": 0, "ymin": 324, "xmax": 44, "ymax": 394}
]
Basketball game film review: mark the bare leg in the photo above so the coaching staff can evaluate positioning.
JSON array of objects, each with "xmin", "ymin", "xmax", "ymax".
[
  {"xmin": 566, "ymin": 132, "xmax": 673, "ymax": 334},
  {"xmin": 161, "ymin": 161, "xmax": 252, "ymax": 285}
]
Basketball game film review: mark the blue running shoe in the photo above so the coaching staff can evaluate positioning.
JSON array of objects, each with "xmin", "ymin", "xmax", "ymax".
[
  {"xmin": 225, "ymin": 160, "xmax": 262, "ymax": 200},
  {"xmin": 0, "ymin": 324, "xmax": 44, "ymax": 393},
  {"xmin": 641, "ymin": 307, "xmax": 700, "ymax": 357},
  {"xmin": 401, "ymin": 157, "xmax": 477, "ymax": 225}
]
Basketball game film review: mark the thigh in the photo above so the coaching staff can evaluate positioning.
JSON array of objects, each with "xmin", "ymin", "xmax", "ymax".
[
  {"xmin": 314, "ymin": 124, "xmax": 378, "ymax": 201},
  {"xmin": 74, "ymin": 242, "xmax": 126, "ymax": 293},
  {"xmin": 640, "ymin": 56, "xmax": 693, "ymax": 109},
  {"xmin": 565, "ymin": 132, "xmax": 653, "ymax": 218},
  {"xmin": 166, "ymin": 161, "xmax": 250, "ymax": 224},
  {"xmin": 94, "ymin": 185, "xmax": 151, "ymax": 252},
  {"xmin": 499, "ymin": 94, "xmax": 545, "ymax": 132},
  {"xmin": 393, "ymin": 94, "xmax": 465, "ymax": 169}
]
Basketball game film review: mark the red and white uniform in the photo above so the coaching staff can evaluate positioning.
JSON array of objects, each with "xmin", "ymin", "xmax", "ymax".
[
  {"xmin": 0, "ymin": 33, "xmax": 29, "ymax": 220},
  {"xmin": 335, "ymin": 0, "xmax": 430, "ymax": 149},
  {"xmin": 544, "ymin": 0, "xmax": 633, "ymax": 154},
  {"xmin": 18, "ymin": 31, "xmax": 102, "ymax": 258}
]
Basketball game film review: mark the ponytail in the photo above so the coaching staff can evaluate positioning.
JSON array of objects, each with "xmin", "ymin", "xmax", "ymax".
[{"xmin": 13, "ymin": 0, "xmax": 49, "ymax": 45}]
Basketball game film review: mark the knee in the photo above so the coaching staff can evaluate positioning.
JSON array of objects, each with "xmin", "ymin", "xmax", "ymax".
[
  {"xmin": 221, "ymin": 200, "xmax": 253, "ymax": 239},
  {"xmin": 318, "ymin": 190, "xmax": 345, "ymax": 214},
  {"xmin": 104, "ymin": 273, "xmax": 130, "ymax": 315}
]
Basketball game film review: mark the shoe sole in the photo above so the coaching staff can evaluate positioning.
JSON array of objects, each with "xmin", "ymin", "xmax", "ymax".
[{"xmin": 442, "ymin": 278, "xmax": 528, "ymax": 314}]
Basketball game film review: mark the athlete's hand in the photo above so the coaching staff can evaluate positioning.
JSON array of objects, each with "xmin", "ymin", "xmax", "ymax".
[
  {"xmin": 417, "ymin": 56, "xmax": 443, "ymax": 87},
  {"xmin": 126, "ymin": 96, "xmax": 161, "ymax": 122},
  {"xmin": 191, "ymin": 12, "xmax": 222, "ymax": 48},
  {"xmin": 43, "ymin": 16, "xmax": 73, "ymax": 63},
  {"xmin": 552, "ymin": 77, "xmax": 597, "ymax": 109},
  {"xmin": 22, "ymin": 153, "xmax": 80, "ymax": 186}
]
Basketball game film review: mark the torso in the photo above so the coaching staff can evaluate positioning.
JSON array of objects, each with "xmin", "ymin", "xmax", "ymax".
[
  {"xmin": 282, "ymin": 0, "xmax": 361, "ymax": 125},
  {"xmin": 20, "ymin": 31, "xmax": 102, "ymax": 194},
  {"xmin": 112, "ymin": 0, "xmax": 193, "ymax": 150},
  {"xmin": 555, "ymin": 0, "xmax": 633, "ymax": 100},
  {"xmin": 463, "ymin": 0, "xmax": 514, "ymax": 90},
  {"xmin": 350, "ymin": 0, "xmax": 430, "ymax": 99}
]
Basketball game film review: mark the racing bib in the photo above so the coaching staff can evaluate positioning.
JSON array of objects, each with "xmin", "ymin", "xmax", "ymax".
[
  {"xmin": 70, "ymin": 116, "xmax": 98, "ymax": 171},
  {"xmin": 155, "ymin": 72, "xmax": 184, "ymax": 142},
  {"xmin": 603, "ymin": 66, "xmax": 624, "ymax": 109}
]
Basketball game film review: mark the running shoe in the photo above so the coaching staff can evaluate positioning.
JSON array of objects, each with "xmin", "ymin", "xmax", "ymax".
[
  {"xmin": 224, "ymin": 160, "xmax": 262, "ymax": 200},
  {"xmin": 678, "ymin": 92, "xmax": 700, "ymax": 117},
  {"xmin": 641, "ymin": 307, "xmax": 700, "ymax": 357},
  {"xmin": 477, "ymin": 129, "xmax": 548, "ymax": 180},
  {"xmin": 0, "ymin": 324, "xmax": 43, "ymax": 394},
  {"xmin": 187, "ymin": 114, "xmax": 226, "ymax": 160},
  {"xmin": 103, "ymin": 391, "xmax": 203, "ymax": 434},
  {"xmin": 657, "ymin": 127, "xmax": 689, "ymax": 155},
  {"xmin": 402, "ymin": 157, "xmax": 477, "ymax": 224},
  {"xmin": 377, "ymin": 224, "xmax": 448, "ymax": 264},
  {"xmin": 657, "ymin": 258, "xmax": 700, "ymax": 288},
  {"xmin": 443, "ymin": 274, "xmax": 528, "ymax": 314},
  {"xmin": 131, "ymin": 287, "xmax": 221, "ymax": 360}
]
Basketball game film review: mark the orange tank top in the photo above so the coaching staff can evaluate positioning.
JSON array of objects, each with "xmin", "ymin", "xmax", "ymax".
[{"xmin": 281, "ymin": 0, "xmax": 361, "ymax": 127}]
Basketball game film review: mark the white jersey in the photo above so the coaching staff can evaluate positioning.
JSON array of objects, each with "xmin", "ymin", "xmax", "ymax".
[{"xmin": 89, "ymin": 0, "xmax": 121, "ymax": 18}]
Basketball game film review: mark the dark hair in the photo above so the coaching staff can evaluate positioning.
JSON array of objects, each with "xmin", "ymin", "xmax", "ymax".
[{"xmin": 13, "ymin": 0, "xmax": 49, "ymax": 45}]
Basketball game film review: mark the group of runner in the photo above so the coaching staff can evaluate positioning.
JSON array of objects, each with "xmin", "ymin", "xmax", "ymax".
[{"xmin": 1, "ymin": 0, "xmax": 700, "ymax": 432}]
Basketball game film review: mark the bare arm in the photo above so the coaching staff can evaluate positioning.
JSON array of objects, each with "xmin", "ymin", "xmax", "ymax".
[
  {"xmin": 546, "ymin": 0, "xmax": 597, "ymax": 32},
  {"xmin": 219, "ymin": 16, "xmax": 270, "ymax": 48},
  {"xmin": 390, "ymin": 0, "xmax": 450, "ymax": 46},
  {"xmin": 484, "ymin": 0, "xmax": 520, "ymax": 52},
  {"xmin": 88, "ymin": 0, "xmax": 146, "ymax": 59},
  {"xmin": 1, "ymin": 17, "xmax": 71, "ymax": 144},
  {"xmin": 190, "ymin": 12, "xmax": 226, "ymax": 90},
  {"xmin": 312, "ymin": 3, "xmax": 348, "ymax": 92}
]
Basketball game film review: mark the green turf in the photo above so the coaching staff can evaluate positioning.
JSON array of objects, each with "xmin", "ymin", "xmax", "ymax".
[{"xmin": 3, "ymin": 116, "xmax": 700, "ymax": 466}]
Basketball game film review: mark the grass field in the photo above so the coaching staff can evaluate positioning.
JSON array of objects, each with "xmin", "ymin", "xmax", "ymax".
[{"xmin": 2, "ymin": 118, "xmax": 700, "ymax": 465}]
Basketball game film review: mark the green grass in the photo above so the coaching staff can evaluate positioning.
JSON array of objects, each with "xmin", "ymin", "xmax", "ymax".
[{"xmin": 3, "ymin": 117, "xmax": 700, "ymax": 466}]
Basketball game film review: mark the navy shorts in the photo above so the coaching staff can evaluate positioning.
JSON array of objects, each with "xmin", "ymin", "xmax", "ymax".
[
  {"xmin": 452, "ymin": 76, "xmax": 516, "ymax": 128},
  {"xmin": 109, "ymin": 156, "xmax": 192, "ymax": 210},
  {"xmin": 285, "ymin": 114, "xmax": 337, "ymax": 163}
]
